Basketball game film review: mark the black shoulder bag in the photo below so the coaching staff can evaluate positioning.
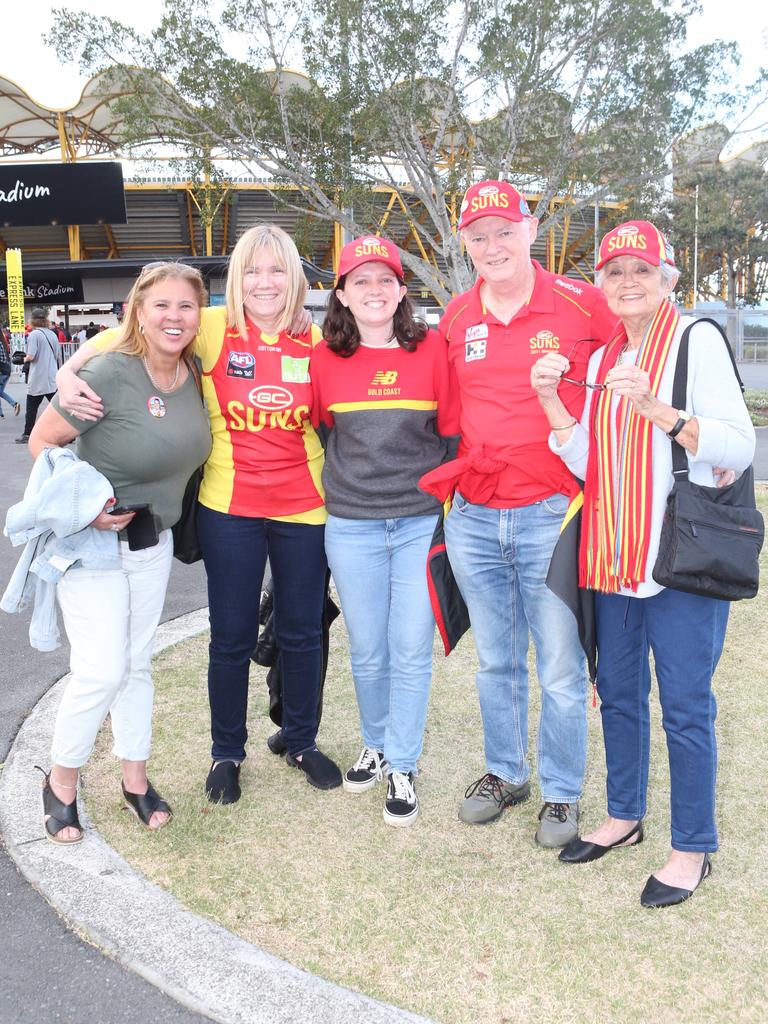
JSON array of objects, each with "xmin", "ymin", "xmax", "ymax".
[{"xmin": 652, "ymin": 318, "xmax": 764, "ymax": 600}]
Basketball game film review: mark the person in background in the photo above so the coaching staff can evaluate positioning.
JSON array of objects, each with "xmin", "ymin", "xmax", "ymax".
[
  {"xmin": 26, "ymin": 262, "xmax": 211, "ymax": 844},
  {"xmin": 0, "ymin": 327, "xmax": 22, "ymax": 418},
  {"xmin": 311, "ymin": 236, "xmax": 458, "ymax": 825},
  {"xmin": 531, "ymin": 220, "xmax": 755, "ymax": 907},
  {"xmin": 16, "ymin": 307, "xmax": 59, "ymax": 445}
]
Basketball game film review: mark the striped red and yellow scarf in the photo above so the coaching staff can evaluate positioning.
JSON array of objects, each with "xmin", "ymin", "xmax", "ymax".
[{"xmin": 579, "ymin": 300, "xmax": 679, "ymax": 592}]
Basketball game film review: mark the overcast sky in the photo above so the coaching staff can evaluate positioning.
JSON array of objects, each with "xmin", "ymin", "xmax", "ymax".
[{"xmin": 4, "ymin": 0, "xmax": 767, "ymax": 150}]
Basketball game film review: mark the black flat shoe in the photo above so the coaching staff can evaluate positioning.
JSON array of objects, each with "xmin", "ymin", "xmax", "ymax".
[
  {"xmin": 36, "ymin": 767, "xmax": 84, "ymax": 845},
  {"xmin": 559, "ymin": 821, "xmax": 643, "ymax": 863},
  {"xmin": 205, "ymin": 760, "xmax": 241, "ymax": 804},
  {"xmin": 285, "ymin": 747, "xmax": 342, "ymax": 790},
  {"xmin": 121, "ymin": 781, "xmax": 172, "ymax": 829},
  {"xmin": 266, "ymin": 729, "xmax": 287, "ymax": 756},
  {"xmin": 640, "ymin": 855, "xmax": 711, "ymax": 909}
]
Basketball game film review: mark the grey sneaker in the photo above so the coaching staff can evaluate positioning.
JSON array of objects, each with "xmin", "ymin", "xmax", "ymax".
[
  {"xmin": 535, "ymin": 802, "xmax": 580, "ymax": 848},
  {"xmin": 458, "ymin": 772, "xmax": 531, "ymax": 824}
]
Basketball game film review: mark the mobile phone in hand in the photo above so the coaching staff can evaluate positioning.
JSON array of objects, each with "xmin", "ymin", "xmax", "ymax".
[
  {"xmin": 107, "ymin": 502, "xmax": 159, "ymax": 550},
  {"xmin": 107, "ymin": 502, "xmax": 151, "ymax": 516}
]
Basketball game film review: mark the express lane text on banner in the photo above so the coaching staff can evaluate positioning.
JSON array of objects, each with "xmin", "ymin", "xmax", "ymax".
[{"xmin": 6, "ymin": 248, "xmax": 25, "ymax": 333}]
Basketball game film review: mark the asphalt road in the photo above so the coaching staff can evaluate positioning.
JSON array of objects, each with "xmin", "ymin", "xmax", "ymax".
[{"xmin": 0, "ymin": 378, "xmax": 211, "ymax": 1024}]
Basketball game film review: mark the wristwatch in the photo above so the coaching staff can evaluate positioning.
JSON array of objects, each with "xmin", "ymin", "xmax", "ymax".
[{"xmin": 667, "ymin": 409, "xmax": 691, "ymax": 439}]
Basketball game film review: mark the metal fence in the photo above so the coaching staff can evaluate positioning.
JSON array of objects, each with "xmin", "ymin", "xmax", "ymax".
[{"xmin": 687, "ymin": 308, "xmax": 768, "ymax": 361}]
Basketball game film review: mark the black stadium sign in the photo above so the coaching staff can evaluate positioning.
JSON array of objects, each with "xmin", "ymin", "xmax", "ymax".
[
  {"xmin": 0, "ymin": 271, "xmax": 84, "ymax": 304},
  {"xmin": 0, "ymin": 162, "xmax": 127, "ymax": 228}
]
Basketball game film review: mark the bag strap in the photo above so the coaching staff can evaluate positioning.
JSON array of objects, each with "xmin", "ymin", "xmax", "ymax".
[
  {"xmin": 670, "ymin": 317, "xmax": 746, "ymax": 479},
  {"xmin": 185, "ymin": 354, "xmax": 204, "ymax": 402}
]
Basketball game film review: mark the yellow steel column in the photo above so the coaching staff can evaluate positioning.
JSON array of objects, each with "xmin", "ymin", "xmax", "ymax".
[
  {"xmin": 333, "ymin": 220, "xmax": 344, "ymax": 275},
  {"xmin": 204, "ymin": 164, "xmax": 213, "ymax": 257},
  {"xmin": 57, "ymin": 112, "xmax": 82, "ymax": 262}
]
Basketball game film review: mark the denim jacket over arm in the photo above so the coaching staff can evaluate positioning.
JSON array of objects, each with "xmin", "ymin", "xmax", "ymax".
[{"xmin": 1, "ymin": 447, "xmax": 120, "ymax": 651}]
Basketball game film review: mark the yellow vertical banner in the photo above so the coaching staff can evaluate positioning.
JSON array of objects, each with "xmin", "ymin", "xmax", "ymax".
[{"xmin": 6, "ymin": 248, "xmax": 25, "ymax": 333}]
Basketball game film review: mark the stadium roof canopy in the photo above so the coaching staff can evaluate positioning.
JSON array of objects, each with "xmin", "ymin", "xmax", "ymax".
[{"xmin": 0, "ymin": 69, "xmax": 149, "ymax": 158}]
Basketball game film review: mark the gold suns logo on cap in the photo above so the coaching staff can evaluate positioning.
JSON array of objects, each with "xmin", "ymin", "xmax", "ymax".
[
  {"xmin": 355, "ymin": 236, "xmax": 390, "ymax": 257},
  {"xmin": 470, "ymin": 184, "xmax": 510, "ymax": 214},
  {"xmin": 607, "ymin": 226, "xmax": 647, "ymax": 255}
]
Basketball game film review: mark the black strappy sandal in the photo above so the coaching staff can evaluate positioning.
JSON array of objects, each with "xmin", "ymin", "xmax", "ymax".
[
  {"xmin": 36, "ymin": 766, "xmax": 84, "ymax": 845},
  {"xmin": 121, "ymin": 781, "xmax": 173, "ymax": 830}
]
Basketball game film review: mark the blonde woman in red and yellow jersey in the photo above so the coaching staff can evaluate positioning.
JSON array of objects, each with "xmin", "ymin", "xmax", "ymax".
[{"xmin": 56, "ymin": 227, "xmax": 342, "ymax": 802}]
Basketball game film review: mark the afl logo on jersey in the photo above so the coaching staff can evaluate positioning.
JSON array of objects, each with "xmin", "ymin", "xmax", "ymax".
[
  {"xmin": 249, "ymin": 385, "xmax": 293, "ymax": 411},
  {"xmin": 227, "ymin": 351, "xmax": 256, "ymax": 378}
]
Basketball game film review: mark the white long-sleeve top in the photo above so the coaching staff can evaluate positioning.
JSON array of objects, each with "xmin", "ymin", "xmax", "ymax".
[{"xmin": 549, "ymin": 316, "xmax": 756, "ymax": 598}]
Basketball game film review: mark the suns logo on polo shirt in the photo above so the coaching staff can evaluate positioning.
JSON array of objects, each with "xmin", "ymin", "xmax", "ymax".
[{"xmin": 529, "ymin": 330, "xmax": 560, "ymax": 352}]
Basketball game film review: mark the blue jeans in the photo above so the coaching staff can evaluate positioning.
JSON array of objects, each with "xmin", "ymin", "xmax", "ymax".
[
  {"xmin": 444, "ymin": 491, "xmax": 586, "ymax": 802},
  {"xmin": 325, "ymin": 513, "xmax": 438, "ymax": 775},
  {"xmin": 197, "ymin": 505, "xmax": 327, "ymax": 760},
  {"xmin": 0, "ymin": 372, "xmax": 16, "ymax": 411},
  {"xmin": 595, "ymin": 589, "xmax": 729, "ymax": 852}
]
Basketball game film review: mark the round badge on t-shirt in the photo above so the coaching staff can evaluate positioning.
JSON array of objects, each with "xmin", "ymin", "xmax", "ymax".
[{"xmin": 147, "ymin": 395, "xmax": 166, "ymax": 417}]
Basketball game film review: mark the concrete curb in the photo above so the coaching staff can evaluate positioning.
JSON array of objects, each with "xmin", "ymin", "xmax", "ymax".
[{"xmin": 0, "ymin": 608, "xmax": 433, "ymax": 1024}]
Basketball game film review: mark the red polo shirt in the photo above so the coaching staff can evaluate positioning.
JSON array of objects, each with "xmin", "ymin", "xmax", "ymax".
[{"xmin": 440, "ymin": 260, "xmax": 618, "ymax": 507}]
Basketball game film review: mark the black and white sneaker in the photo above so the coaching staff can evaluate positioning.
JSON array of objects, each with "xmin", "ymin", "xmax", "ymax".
[
  {"xmin": 343, "ymin": 746, "xmax": 389, "ymax": 793},
  {"xmin": 383, "ymin": 771, "xmax": 418, "ymax": 827}
]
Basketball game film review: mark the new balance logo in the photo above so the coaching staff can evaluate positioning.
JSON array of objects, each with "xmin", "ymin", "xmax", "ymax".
[{"xmin": 371, "ymin": 371, "xmax": 398, "ymax": 386}]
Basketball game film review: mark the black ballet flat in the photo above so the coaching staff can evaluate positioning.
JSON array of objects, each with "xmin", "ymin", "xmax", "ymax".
[
  {"xmin": 121, "ymin": 781, "xmax": 172, "ymax": 830},
  {"xmin": 36, "ymin": 766, "xmax": 84, "ymax": 845},
  {"xmin": 640, "ymin": 855, "xmax": 711, "ymax": 909},
  {"xmin": 266, "ymin": 729, "xmax": 287, "ymax": 756},
  {"xmin": 559, "ymin": 820, "xmax": 643, "ymax": 863}
]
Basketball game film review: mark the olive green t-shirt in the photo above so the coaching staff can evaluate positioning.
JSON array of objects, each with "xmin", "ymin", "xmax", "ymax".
[{"xmin": 53, "ymin": 352, "xmax": 212, "ymax": 530}]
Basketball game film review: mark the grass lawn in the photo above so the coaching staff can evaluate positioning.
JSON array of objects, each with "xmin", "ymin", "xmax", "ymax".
[{"xmin": 83, "ymin": 491, "xmax": 768, "ymax": 1024}]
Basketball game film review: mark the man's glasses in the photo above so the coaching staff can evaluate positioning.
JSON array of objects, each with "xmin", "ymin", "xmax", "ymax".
[
  {"xmin": 559, "ymin": 338, "xmax": 607, "ymax": 391},
  {"xmin": 560, "ymin": 375, "xmax": 607, "ymax": 391}
]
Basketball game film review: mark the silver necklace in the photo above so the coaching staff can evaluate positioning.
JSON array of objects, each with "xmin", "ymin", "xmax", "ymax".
[{"xmin": 143, "ymin": 355, "xmax": 180, "ymax": 393}]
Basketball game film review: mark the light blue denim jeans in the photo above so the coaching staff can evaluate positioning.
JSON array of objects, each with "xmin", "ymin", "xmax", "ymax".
[
  {"xmin": 325, "ymin": 512, "xmax": 439, "ymax": 775},
  {"xmin": 444, "ymin": 491, "xmax": 586, "ymax": 802}
]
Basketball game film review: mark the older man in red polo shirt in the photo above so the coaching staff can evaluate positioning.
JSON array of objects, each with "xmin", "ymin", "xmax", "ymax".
[{"xmin": 433, "ymin": 180, "xmax": 618, "ymax": 846}]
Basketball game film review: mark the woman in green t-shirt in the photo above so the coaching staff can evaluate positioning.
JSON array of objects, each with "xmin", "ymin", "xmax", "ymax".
[{"xmin": 28, "ymin": 263, "xmax": 212, "ymax": 844}]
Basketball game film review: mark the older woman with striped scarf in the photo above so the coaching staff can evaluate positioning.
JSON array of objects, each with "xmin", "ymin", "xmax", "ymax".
[{"xmin": 530, "ymin": 220, "xmax": 755, "ymax": 908}]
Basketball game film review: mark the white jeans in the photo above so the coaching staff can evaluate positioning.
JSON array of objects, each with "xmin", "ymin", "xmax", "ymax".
[{"xmin": 51, "ymin": 529, "xmax": 173, "ymax": 767}]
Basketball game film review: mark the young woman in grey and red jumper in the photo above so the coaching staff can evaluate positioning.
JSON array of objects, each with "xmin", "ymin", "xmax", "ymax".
[{"xmin": 311, "ymin": 236, "xmax": 459, "ymax": 826}]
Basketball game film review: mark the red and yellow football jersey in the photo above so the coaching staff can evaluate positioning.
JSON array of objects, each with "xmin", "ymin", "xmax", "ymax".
[{"xmin": 196, "ymin": 307, "xmax": 325, "ymax": 521}]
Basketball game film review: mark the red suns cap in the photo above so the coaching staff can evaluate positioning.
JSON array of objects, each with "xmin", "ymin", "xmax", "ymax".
[
  {"xmin": 458, "ymin": 180, "xmax": 533, "ymax": 230},
  {"xmin": 596, "ymin": 220, "xmax": 675, "ymax": 270},
  {"xmin": 337, "ymin": 235, "xmax": 403, "ymax": 279}
]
